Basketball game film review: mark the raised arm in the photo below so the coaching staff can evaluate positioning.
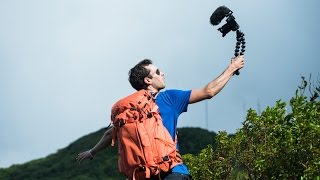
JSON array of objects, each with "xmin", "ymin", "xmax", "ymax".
[
  {"xmin": 189, "ymin": 55, "xmax": 244, "ymax": 104},
  {"xmin": 76, "ymin": 125, "xmax": 113, "ymax": 164}
]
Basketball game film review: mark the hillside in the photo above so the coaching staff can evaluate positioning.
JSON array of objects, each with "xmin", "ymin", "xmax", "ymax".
[{"xmin": 0, "ymin": 127, "xmax": 217, "ymax": 180}]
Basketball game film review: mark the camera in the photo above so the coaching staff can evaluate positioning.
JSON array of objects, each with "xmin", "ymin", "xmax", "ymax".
[{"xmin": 218, "ymin": 14, "xmax": 239, "ymax": 37}]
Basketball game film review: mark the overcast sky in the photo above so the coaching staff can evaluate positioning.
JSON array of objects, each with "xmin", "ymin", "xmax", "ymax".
[{"xmin": 1, "ymin": 0, "xmax": 319, "ymax": 168}]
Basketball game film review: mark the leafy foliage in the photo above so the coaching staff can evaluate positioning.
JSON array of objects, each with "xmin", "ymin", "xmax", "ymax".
[{"xmin": 184, "ymin": 76, "xmax": 320, "ymax": 179}]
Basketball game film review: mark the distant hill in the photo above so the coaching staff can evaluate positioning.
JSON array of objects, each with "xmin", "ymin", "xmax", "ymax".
[{"xmin": 0, "ymin": 127, "xmax": 217, "ymax": 180}]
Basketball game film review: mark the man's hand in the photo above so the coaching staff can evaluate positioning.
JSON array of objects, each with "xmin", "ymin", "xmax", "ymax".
[
  {"xmin": 76, "ymin": 150, "xmax": 94, "ymax": 164},
  {"xmin": 229, "ymin": 55, "xmax": 245, "ymax": 73},
  {"xmin": 75, "ymin": 127, "xmax": 113, "ymax": 164}
]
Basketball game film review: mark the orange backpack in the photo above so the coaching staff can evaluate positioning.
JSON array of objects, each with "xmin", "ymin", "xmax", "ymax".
[{"xmin": 111, "ymin": 90, "xmax": 182, "ymax": 180}]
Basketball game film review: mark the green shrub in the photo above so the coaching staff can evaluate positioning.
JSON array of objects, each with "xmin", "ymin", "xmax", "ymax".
[{"xmin": 184, "ymin": 76, "xmax": 320, "ymax": 179}]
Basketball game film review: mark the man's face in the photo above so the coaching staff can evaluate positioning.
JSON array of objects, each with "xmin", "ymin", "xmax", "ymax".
[{"xmin": 145, "ymin": 64, "xmax": 165, "ymax": 91}]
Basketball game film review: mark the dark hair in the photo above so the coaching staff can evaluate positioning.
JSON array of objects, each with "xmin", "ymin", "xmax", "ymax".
[{"xmin": 128, "ymin": 59, "xmax": 152, "ymax": 90}]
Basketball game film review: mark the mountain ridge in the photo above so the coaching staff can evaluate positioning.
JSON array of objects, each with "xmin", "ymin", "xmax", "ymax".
[{"xmin": 0, "ymin": 127, "xmax": 217, "ymax": 180}]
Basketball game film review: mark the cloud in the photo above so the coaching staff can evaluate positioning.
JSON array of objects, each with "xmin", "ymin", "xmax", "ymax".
[{"xmin": 0, "ymin": 0, "xmax": 319, "ymax": 168}]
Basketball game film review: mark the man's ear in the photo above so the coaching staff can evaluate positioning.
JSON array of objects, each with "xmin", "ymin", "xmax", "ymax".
[{"xmin": 144, "ymin": 77, "xmax": 152, "ymax": 85}]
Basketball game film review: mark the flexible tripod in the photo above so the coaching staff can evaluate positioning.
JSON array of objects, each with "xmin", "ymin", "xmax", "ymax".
[{"xmin": 234, "ymin": 30, "xmax": 246, "ymax": 75}]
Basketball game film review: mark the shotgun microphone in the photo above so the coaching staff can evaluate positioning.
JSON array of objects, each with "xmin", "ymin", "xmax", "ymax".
[{"xmin": 210, "ymin": 6, "xmax": 232, "ymax": 26}]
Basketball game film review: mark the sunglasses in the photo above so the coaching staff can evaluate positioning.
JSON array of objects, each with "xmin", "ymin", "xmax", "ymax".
[{"xmin": 155, "ymin": 69, "xmax": 160, "ymax": 75}]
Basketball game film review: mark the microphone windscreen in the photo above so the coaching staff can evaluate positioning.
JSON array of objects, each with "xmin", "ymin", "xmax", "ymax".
[{"xmin": 210, "ymin": 6, "xmax": 231, "ymax": 26}]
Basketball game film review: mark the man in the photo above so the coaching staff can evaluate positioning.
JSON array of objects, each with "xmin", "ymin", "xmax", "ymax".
[{"xmin": 77, "ymin": 56, "xmax": 245, "ymax": 179}]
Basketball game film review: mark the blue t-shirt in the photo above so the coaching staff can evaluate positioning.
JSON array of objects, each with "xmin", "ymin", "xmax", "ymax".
[{"xmin": 156, "ymin": 89, "xmax": 191, "ymax": 175}]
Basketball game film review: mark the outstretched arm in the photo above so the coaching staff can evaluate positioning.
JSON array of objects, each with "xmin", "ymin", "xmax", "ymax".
[
  {"xmin": 76, "ymin": 125, "xmax": 113, "ymax": 164},
  {"xmin": 189, "ymin": 55, "xmax": 245, "ymax": 104}
]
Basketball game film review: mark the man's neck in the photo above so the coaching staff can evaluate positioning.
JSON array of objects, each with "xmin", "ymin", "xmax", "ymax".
[
  {"xmin": 147, "ymin": 87, "xmax": 158, "ymax": 93},
  {"xmin": 146, "ymin": 87, "xmax": 160, "ymax": 98}
]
